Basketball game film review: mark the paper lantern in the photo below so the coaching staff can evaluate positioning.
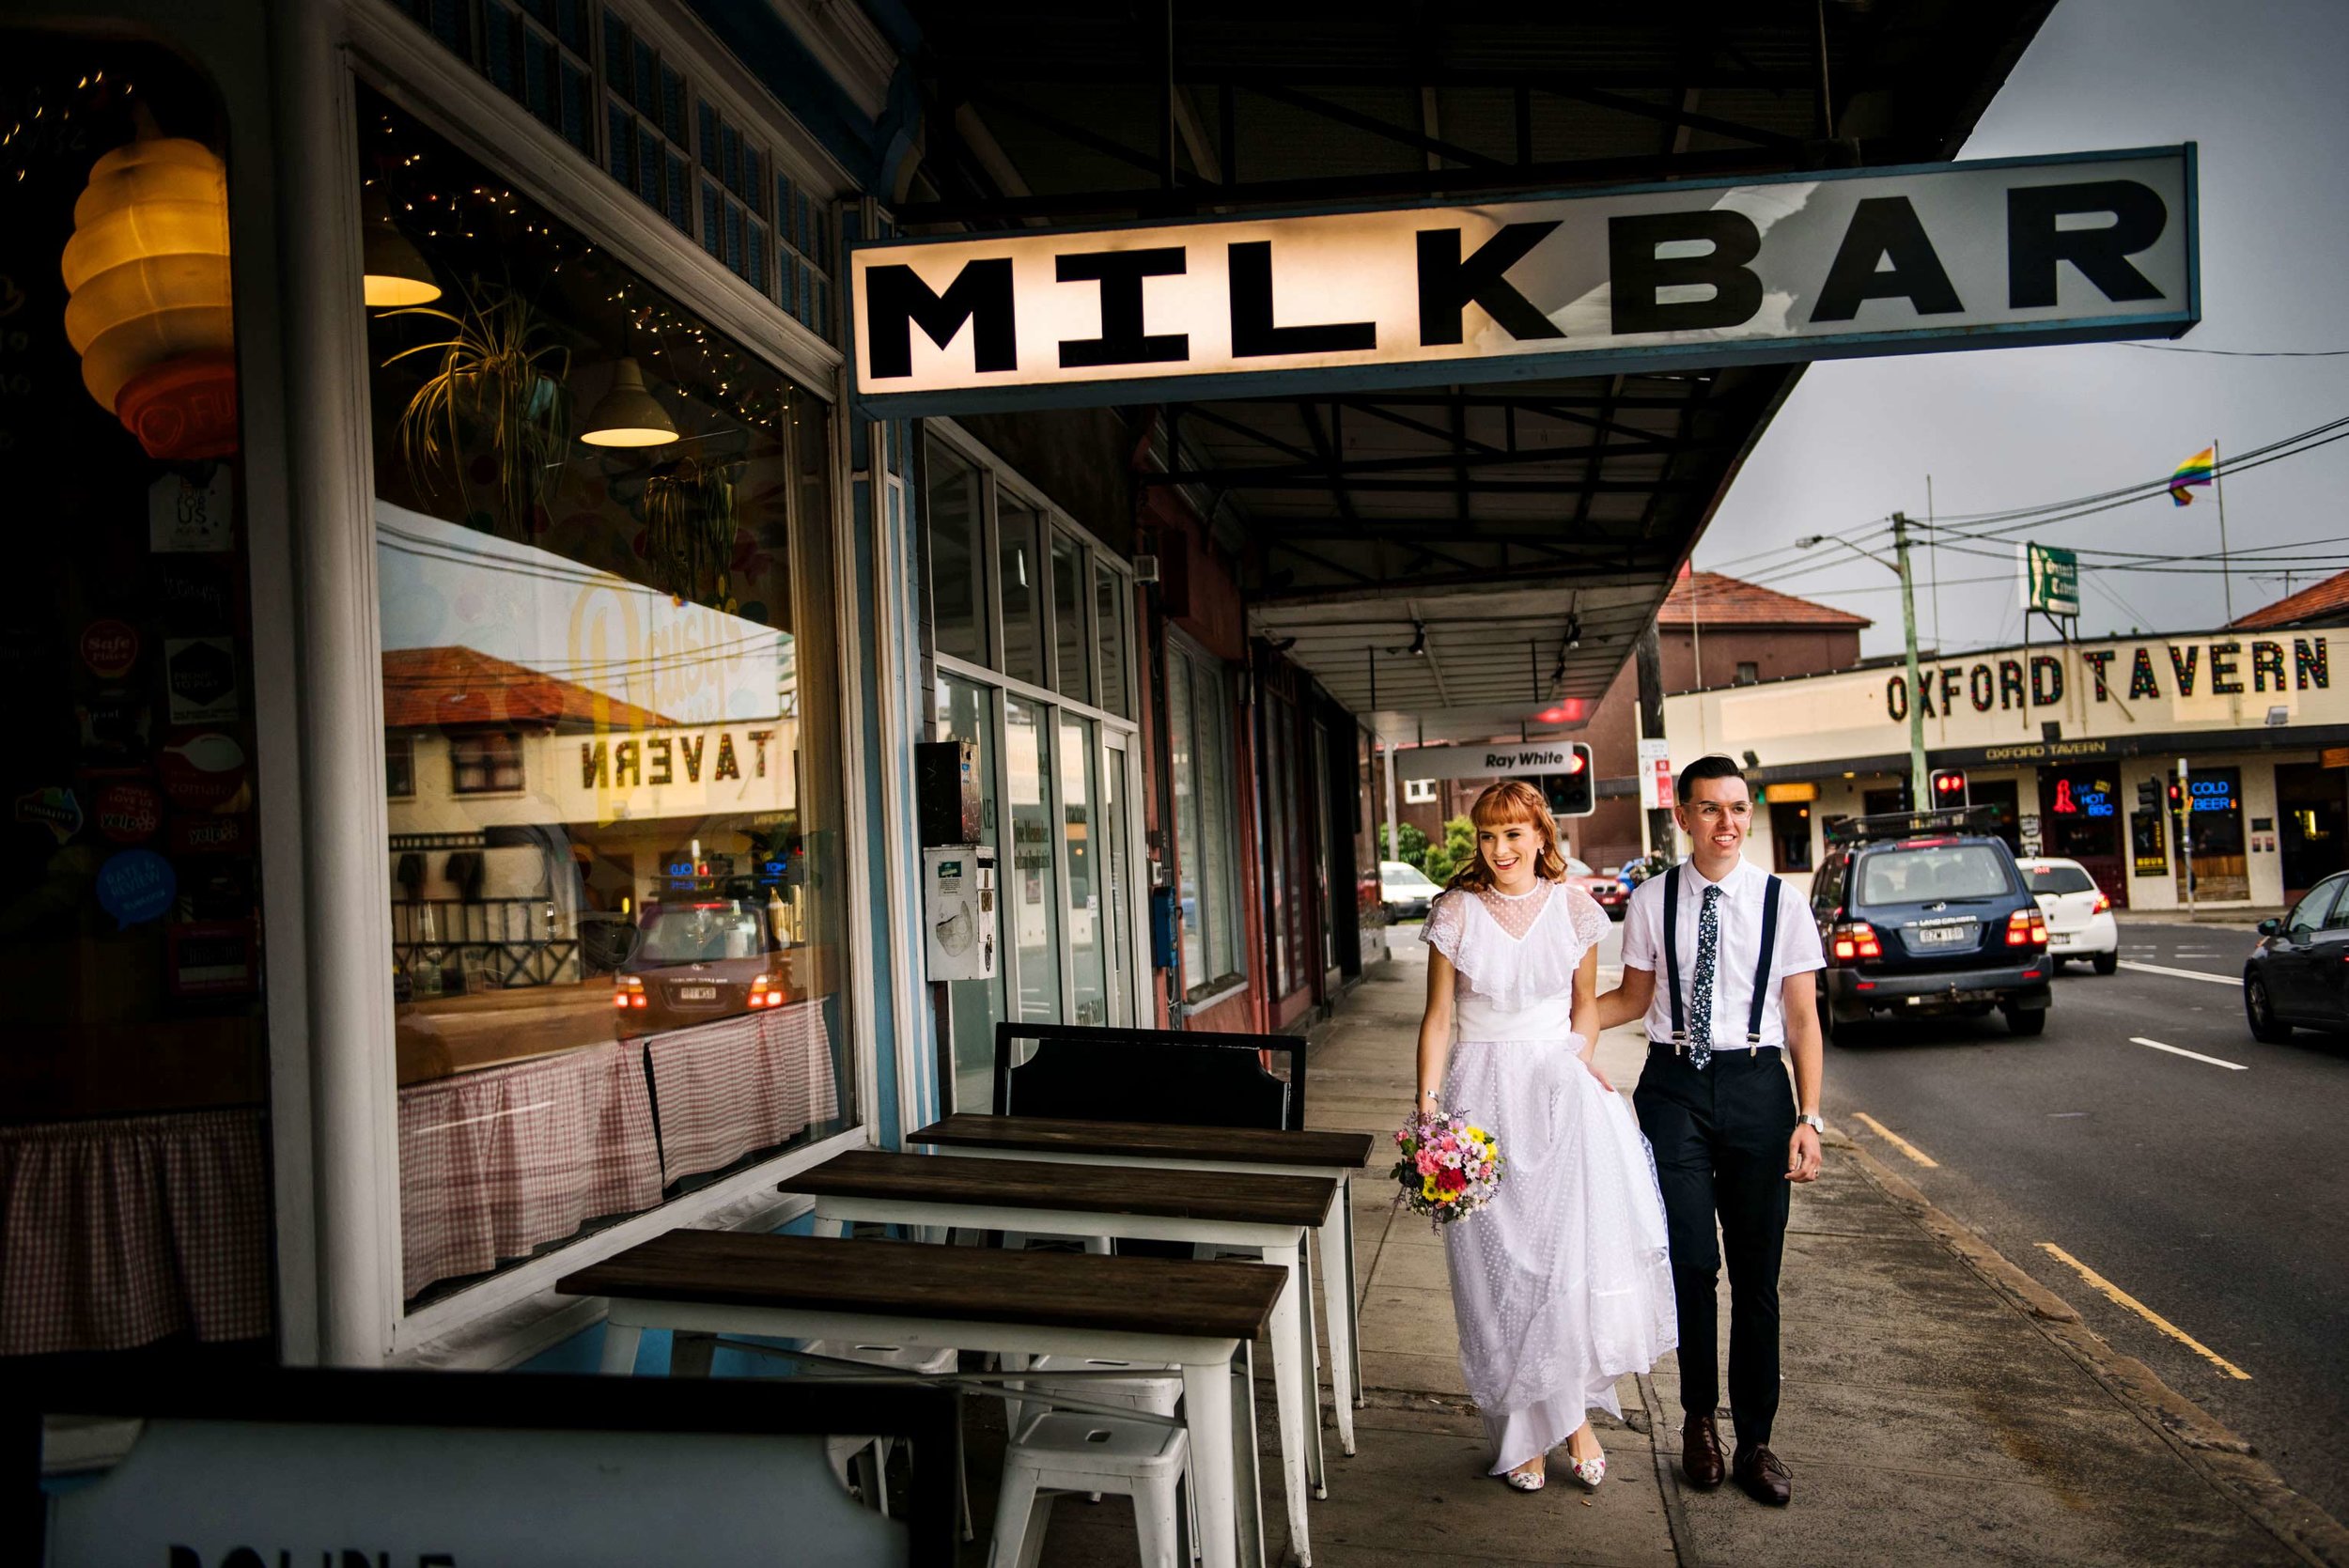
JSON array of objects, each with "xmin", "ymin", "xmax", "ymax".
[{"xmin": 60, "ymin": 133, "xmax": 238, "ymax": 459}]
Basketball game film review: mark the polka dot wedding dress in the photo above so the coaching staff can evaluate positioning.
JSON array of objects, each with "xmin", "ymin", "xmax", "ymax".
[{"xmin": 1423, "ymin": 880, "xmax": 1678, "ymax": 1475}]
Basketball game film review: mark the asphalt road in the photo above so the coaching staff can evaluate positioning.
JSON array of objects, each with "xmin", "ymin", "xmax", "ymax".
[{"xmin": 1818, "ymin": 918, "xmax": 2349, "ymax": 1527}]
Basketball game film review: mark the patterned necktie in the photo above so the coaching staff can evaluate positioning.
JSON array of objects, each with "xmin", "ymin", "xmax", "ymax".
[{"xmin": 1688, "ymin": 883, "xmax": 1723, "ymax": 1069}]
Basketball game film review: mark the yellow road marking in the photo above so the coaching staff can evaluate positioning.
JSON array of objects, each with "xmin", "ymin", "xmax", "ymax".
[
  {"xmin": 1851, "ymin": 1111, "xmax": 1939, "ymax": 1168},
  {"xmin": 2037, "ymin": 1242, "xmax": 2252, "ymax": 1380}
]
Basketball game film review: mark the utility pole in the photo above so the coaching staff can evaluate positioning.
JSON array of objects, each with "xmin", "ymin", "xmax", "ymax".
[
  {"xmin": 1635, "ymin": 623, "xmax": 1675, "ymax": 857},
  {"xmin": 2212, "ymin": 438, "xmax": 2235, "ymax": 625},
  {"xmin": 1892, "ymin": 511, "xmax": 1929, "ymax": 809}
]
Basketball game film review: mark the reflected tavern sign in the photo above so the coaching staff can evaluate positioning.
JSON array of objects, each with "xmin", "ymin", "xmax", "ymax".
[{"xmin": 849, "ymin": 147, "xmax": 2197, "ymax": 415}]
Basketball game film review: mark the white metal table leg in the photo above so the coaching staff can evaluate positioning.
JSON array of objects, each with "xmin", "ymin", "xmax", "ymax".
[
  {"xmin": 1181, "ymin": 1357, "xmax": 1238, "ymax": 1568},
  {"xmin": 599, "ymin": 1320, "xmax": 642, "ymax": 1375},
  {"xmin": 1265, "ymin": 1242, "xmax": 1313, "ymax": 1566},
  {"xmin": 1342, "ymin": 1177, "xmax": 1363, "ymax": 1407},
  {"xmin": 1316, "ymin": 1213, "xmax": 1357, "ymax": 1456},
  {"xmin": 1296, "ymin": 1237, "xmax": 1328, "ymax": 1494}
]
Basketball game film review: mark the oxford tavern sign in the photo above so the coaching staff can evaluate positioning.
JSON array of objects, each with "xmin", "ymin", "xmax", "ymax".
[{"xmin": 848, "ymin": 147, "xmax": 2197, "ymax": 415}]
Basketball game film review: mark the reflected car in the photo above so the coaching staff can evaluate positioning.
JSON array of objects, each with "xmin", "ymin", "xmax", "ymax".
[
  {"xmin": 1379, "ymin": 860, "xmax": 1443, "ymax": 921},
  {"xmin": 614, "ymin": 899, "xmax": 792, "ymax": 1035},
  {"xmin": 2015, "ymin": 857, "xmax": 2119, "ymax": 974},
  {"xmin": 1563, "ymin": 856, "xmax": 1628, "ymax": 920}
]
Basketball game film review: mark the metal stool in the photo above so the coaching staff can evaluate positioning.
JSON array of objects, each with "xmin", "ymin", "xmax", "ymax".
[{"xmin": 990, "ymin": 1411, "xmax": 1190, "ymax": 1568}]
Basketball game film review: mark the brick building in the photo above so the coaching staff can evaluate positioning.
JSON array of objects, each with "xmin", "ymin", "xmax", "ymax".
[{"xmin": 1396, "ymin": 569, "xmax": 1869, "ymax": 871}]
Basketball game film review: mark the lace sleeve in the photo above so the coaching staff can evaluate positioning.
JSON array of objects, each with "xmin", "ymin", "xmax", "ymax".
[
  {"xmin": 1561, "ymin": 885, "xmax": 1612, "ymax": 954},
  {"xmin": 1422, "ymin": 890, "xmax": 1468, "ymax": 964}
]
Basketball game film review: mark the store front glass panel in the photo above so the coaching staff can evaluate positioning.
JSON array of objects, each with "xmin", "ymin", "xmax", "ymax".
[
  {"xmin": 1095, "ymin": 562, "xmax": 1129, "ymax": 719},
  {"xmin": 925, "ymin": 440, "xmax": 987, "ymax": 667},
  {"xmin": 1051, "ymin": 533, "xmax": 1090, "ymax": 705},
  {"xmin": 1061, "ymin": 716, "xmax": 1107, "ymax": 1025},
  {"xmin": 1003, "ymin": 693, "xmax": 1061, "ymax": 1022},
  {"xmin": 2182, "ymin": 766, "xmax": 2248, "ymax": 902},
  {"xmin": 1166, "ymin": 652, "xmax": 1206, "ymax": 988},
  {"xmin": 1, "ymin": 35, "xmax": 274, "ymax": 1357},
  {"xmin": 1101, "ymin": 736, "xmax": 1136, "ymax": 1027},
  {"xmin": 998, "ymin": 502, "xmax": 1046, "ymax": 688},
  {"xmin": 1196, "ymin": 654, "xmax": 1241, "ymax": 987},
  {"xmin": 936, "ymin": 674, "xmax": 1006, "ymax": 1112},
  {"xmin": 359, "ymin": 87, "xmax": 852, "ymax": 1307}
]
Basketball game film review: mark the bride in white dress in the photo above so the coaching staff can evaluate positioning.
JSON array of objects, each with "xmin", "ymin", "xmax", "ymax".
[{"xmin": 1415, "ymin": 781, "xmax": 1677, "ymax": 1491}]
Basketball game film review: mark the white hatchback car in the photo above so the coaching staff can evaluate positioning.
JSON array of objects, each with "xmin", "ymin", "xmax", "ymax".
[
  {"xmin": 2015, "ymin": 856, "xmax": 2120, "ymax": 973},
  {"xmin": 1379, "ymin": 859, "xmax": 1444, "ymax": 921}
]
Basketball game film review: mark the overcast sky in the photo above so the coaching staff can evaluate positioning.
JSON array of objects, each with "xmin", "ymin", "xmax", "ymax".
[{"xmin": 1693, "ymin": 0, "xmax": 2349, "ymax": 659}]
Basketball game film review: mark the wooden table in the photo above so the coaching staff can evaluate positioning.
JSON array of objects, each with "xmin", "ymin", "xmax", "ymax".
[
  {"xmin": 909, "ymin": 1114, "xmax": 1377, "ymax": 1467},
  {"xmin": 560, "ymin": 1231, "xmax": 1284, "ymax": 1568},
  {"xmin": 783, "ymin": 1150, "xmax": 1336, "ymax": 1566}
]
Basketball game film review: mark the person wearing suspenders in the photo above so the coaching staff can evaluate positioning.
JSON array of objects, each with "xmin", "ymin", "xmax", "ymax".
[{"xmin": 1599, "ymin": 754, "xmax": 1827, "ymax": 1507}]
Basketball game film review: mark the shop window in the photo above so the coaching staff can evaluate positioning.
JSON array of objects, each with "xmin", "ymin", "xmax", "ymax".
[
  {"xmin": 924, "ymin": 439, "xmax": 988, "ymax": 666},
  {"xmin": 1405, "ymin": 777, "xmax": 1438, "ymax": 804},
  {"xmin": 1094, "ymin": 561, "xmax": 1129, "ymax": 718},
  {"xmin": 601, "ymin": 8, "xmax": 691, "ymax": 233},
  {"xmin": 388, "ymin": 0, "xmax": 597, "ymax": 160},
  {"xmin": 0, "ymin": 33, "xmax": 272, "ymax": 1357},
  {"xmin": 359, "ymin": 86, "xmax": 852, "ymax": 1309},
  {"xmin": 388, "ymin": 733, "xmax": 418, "ymax": 799},
  {"xmin": 1051, "ymin": 533, "xmax": 1090, "ymax": 704},
  {"xmin": 449, "ymin": 733, "xmax": 525, "ymax": 795},
  {"xmin": 1168, "ymin": 640, "xmax": 1244, "ymax": 997},
  {"xmin": 696, "ymin": 101, "xmax": 769, "ymax": 293},
  {"xmin": 1770, "ymin": 800, "xmax": 1814, "ymax": 873},
  {"xmin": 1735, "ymin": 660, "xmax": 1760, "ymax": 686},
  {"xmin": 998, "ymin": 502, "xmax": 1047, "ymax": 687},
  {"xmin": 773, "ymin": 170, "xmax": 834, "ymax": 341}
]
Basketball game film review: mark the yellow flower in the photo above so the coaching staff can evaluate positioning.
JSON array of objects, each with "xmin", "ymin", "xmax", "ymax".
[
  {"xmin": 1466, "ymin": 1126, "xmax": 1486, "ymax": 1141},
  {"xmin": 1421, "ymin": 1174, "xmax": 1440, "ymax": 1201}
]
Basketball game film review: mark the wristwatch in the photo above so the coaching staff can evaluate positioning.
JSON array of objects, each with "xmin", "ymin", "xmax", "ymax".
[{"xmin": 1797, "ymin": 1112, "xmax": 1825, "ymax": 1135}]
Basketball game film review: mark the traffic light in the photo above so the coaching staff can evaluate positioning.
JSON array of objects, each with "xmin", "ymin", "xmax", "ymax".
[
  {"xmin": 2136, "ymin": 777, "xmax": 2161, "ymax": 814},
  {"xmin": 1538, "ymin": 743, "xmax": 1596, "ymax": 817},
  {"xmin": 2168, "ymin": 773, "xmax": 2184, "ymax": 810},
  {"xmin": 1929, "ymin": 768, "xmax": 1968, "ymax": 807}
]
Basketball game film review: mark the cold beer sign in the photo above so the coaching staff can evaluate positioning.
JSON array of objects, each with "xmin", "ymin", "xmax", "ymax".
[{"xmin": 849, "ymin": 147, "xmax": 2196, "ymax": 414}]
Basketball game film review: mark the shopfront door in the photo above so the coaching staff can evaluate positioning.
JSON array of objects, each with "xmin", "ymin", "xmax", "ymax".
[
  {"xmin": 2277, "ymin": 761, "xmax": 2349, "ymax": 903},
  {"xmin": 2040, "ymin": 766, "xmax": 2128, "ymax": 908}
]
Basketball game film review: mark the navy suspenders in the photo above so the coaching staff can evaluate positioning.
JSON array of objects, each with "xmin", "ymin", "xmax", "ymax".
[{"xmin": 1659, "ymin": 864, "xmax": 1785, "ymax": 1053}]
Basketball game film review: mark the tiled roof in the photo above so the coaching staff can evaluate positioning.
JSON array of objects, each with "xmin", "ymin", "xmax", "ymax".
[
  {"xmin": 1659, "ymin": 569, "xmax": 1872, "ymax": 629},
  {"xmin": 382, "ymin": 645, "xmax": 676, "ymax": 731},
  {"xmin": 2231, "ymin": 569, "xmax": 2349, "ymax": 629}
]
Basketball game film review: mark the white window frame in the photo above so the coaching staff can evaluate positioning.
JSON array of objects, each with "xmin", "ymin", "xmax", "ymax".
[
  {"xmin": 1166, "ymin": 629, "xmax": 1249, "ymax": 1003},
  {"xmin": 1404, "ymin": 777, "xmax": 1437, "ymax": 804},
  {"xmin": 920, "ymin": 419, "xmax": 1147, "ymax": 1088},
  {"xmin": 308, "ymin": 1, "xmax": 879, "ymax": 1364}
]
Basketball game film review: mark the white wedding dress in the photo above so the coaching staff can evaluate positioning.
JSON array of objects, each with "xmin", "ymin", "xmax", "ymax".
[{"xmin": 1423, "ymin": 880, "xmax": 1678, "ymax": 1475}]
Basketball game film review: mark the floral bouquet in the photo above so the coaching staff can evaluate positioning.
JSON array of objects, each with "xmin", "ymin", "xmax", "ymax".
[{"xmin": 1392, "ymin": 1109, "xmax": 1503, "ymax": 1226}]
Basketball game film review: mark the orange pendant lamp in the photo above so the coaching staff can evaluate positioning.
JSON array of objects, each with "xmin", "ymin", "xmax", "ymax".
[{"xmin": 60, "ymin": 128, "xmax": 238, "ymax": 460}]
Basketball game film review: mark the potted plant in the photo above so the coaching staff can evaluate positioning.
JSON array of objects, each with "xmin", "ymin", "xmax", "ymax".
[{"xmin": 380, "ymin": 278, "xmax": 570, "ymax": 538}]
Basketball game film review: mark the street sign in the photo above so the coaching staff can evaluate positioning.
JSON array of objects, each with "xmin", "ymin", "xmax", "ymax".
[
  {"xmin": 850, "ymin": 147, "xmax": 2199, "ymax": 415},
  {"xmin": 1403, "ymin": 740, "xmax": 1591, "ymax": 781},
  {"xmin": 2021, "ymin": 541, "xmax": 2081, "ymax": 616},
  {"xmin": 1639, "ymin": 738, "xmax": 1673, "ymax": 810}
]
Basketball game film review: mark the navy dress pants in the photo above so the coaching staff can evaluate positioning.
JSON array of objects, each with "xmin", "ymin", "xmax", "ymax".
[{"xmin": 1634, "ymin": 1044, "xmax": 1796, "ymax": 1448}]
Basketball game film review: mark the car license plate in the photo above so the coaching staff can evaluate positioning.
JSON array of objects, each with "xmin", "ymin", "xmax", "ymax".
[
  {"xmin": 1913, "ymin": 922, "xmax": 1971, "ymax": 947},
  {"xmin": 678, "ymin": 985, "xmax": 717, "ymax": 1001}
]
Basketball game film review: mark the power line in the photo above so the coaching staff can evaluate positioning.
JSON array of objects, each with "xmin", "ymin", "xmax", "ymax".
[{"xmin": 2119, "ymin": 342, "xmax": 2349, "ymax": 359}]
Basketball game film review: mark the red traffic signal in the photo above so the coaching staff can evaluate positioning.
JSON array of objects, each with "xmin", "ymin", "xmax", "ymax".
[{"xmin": 1929, "ymin": 768, "xmax": 1968, "ymax": 805}]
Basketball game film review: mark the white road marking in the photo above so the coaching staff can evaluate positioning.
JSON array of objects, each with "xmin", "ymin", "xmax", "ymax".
[
  {"xmin": 2118, "ymin": 959, "xmax": 2239, "ymax": 987},
  {"xmin": 2037, "ymin": 1243, "xmax": 2252, "ymax": 1380},
  {"xmin": 2128, "ymin": 1036, "xmax": 2248, "ymax": 1071}
]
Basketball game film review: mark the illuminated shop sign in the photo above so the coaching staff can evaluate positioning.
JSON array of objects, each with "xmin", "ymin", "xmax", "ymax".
[
  {"xmin": 851, "ymin": 147, "xmax": 2196, "ymax": 414},
  {"xmin": 1888, "ymin": 636, "xmax": 2327, "ymax": 722}
]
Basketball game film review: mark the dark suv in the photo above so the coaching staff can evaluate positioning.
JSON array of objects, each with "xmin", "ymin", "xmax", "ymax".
[{"xmin": 1811, "ymin": 810, "xmax": 2051, "ymax": 1041}]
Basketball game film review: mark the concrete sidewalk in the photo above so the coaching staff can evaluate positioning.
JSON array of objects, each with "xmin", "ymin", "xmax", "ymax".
[{"xmin": 982, "ymin": 941, "xmax": 2343, "ymax": 1566}]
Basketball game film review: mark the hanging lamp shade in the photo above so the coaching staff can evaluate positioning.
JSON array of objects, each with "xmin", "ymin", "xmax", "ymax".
[
  {"xmin": 360, "ymin": 184, "xmax": 441, "ymax": 307},
  {"xmin": 579, "ymin": 357, "xmax": 677, "ymax": 447},
  {"xmin": 60, "ymin": 132, "xmax": 238, "ymax": 459}
]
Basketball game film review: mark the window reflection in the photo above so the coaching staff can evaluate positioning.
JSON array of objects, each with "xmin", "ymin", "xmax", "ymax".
[{"xmin": 361, "ymin": 87, "xmax": 850, "ymax": 1306}]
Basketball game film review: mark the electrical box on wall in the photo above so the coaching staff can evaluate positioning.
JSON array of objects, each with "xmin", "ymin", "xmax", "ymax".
[
  {"xmin": 915, "ymin": 738, "xmax": 984, "ymax": 846},
  {"xmin": 1148, "ymin": 884, "xmax": 1179, "ymax": 970},
  {"xmin": 923, "ymin": 845, "xmax": 997, "ymax": 982}
]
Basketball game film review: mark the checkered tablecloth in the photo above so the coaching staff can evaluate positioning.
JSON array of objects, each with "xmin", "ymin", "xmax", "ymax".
[
  {"xmin": 0, "ymin": 1108, "xmax": 272, "ymax": 1357},
  {"xmin": 397, "ymin": 1038, "xmax": 662, "ymax": 1301},
  {"xmin": 646, "ymin": 1001, "xmax": 842, "ymax": 1185}
]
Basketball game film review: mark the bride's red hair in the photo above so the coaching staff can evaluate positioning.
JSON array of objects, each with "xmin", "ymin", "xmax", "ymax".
[{"xmin": 1445, "ymin": 780, "xmax": 1570, "ymax": 892}]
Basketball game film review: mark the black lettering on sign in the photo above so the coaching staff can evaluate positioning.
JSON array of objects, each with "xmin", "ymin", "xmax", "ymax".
[
  {"xmin": 1939, "ymin": 666, "xmax": 1963, "ymax": 716},
  {"xmin": 2296, "ymin": 636, "xmax": 2330, "ymax": 691},
  {"xmin": 2082, "ymin": 649, "xmax": 2116, "ymax": 700},
  {"xmin": 1969, "ymin": 665, "xmax": 1995, "ymax": 712},
  {"xmin": 1055, "ymin": 247, "xmax": 1189, "ymax": 368},
  {"xmin": 2210, "ymin": 640, "xmax": 2242, "ymax": 694},
  {"xmin": 1886, "ymin": 675, "xmax": 1908, "ymax": 722},
  {"xmin": 2007, "ymin": 180, "xmax": 2168, "ymax": 308},
  {"xmin": 2169, "ymin": 644, "xmax": 2199, "ymax": 696},
  {"xmin": 1608, "ymin": 210, "xmax": 1764, "ymax": 334},
  {"xmin": 2129, "ymin": 647, "xmax": 2160, "ymax": 699},
  {"xmin": 2252, "ymin": 640, "xmax": 2286, "ymax": 692},
  {"xmin": 1415, "ymin": 223, "xmax": 1564, "ymax": 345},
  {"xmin": 647, "ymin": 736, "xmax": 674, "ymax": 786},
  {"xmin": 2030, "ymin": 655, "xmax": 2063, "ymax": 706},
  {"xmin": 1809, "ymin": 196, "xmax": 1964, "ymax": 323},
  {"xmin": 1227, "ymin": 241, "xmax": 1377, "ymax": 357},
  {"xmin": 1998, "ymin": 659, "xmax": 2025, "ymax": 709},
  {"xmin": 864, "ymin": 258, "xmax": 1018, "ymax": 378}
]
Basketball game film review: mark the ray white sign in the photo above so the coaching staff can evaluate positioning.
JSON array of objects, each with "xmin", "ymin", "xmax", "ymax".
[
  {"xmin": 1403, "ymin": 742, "xmax": 1590, "ymax": 782},
  {"xmin": 849, "ymin": 147, "xmax": 2196, "ymax": 414}
]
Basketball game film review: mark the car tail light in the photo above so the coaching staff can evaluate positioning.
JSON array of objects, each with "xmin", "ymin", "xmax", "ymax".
[
  {"xmin": 2005, "ymin": 908, "xmax": 2046, "ymax": 947},
  {"xmin": 1830, "ymin": 921, "xmax": 1881, "ymax": 963},
  {"xmin": 749, "ymin": 976, "xmax": 783, "ymax": 1009},
  {"xmin": 2092, "ymin": 893, "xmax": 2111, "ymax": 914},
  {"xmin": 614, "ymin": 974, "xmax": 645, "ymax": 1009}
]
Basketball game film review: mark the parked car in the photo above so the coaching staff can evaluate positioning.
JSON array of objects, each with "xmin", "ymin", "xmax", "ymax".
[
  {"xmin": 2244, "ymin": 871, "xmax": 2349, "ymax": 1042},
  {"xmin": 2015, "ymin": 856, "xmax": 2120, "ymax": 974},
  {"xmin": 614, "ymin": 898, "xmax": 794, "ymax": 1035},
  {"xmin": 1563, "ymin": 856, "xmax": 1628, "ymax": 920},
  {"xmin": 1812, "ymin": 811, "xmax": 2051, "ymax": 1040},
  {"xmin": 1379, "ymin": 860, "xmax": 1443, "ymax": 921}
]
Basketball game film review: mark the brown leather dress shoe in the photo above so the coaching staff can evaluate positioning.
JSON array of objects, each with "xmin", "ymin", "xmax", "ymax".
[
  {"xmin": 1733, "ymin": 1443, "xmax": 1793, "ymax": 1506},
  {"xmin": 1681, "ymin": 1413, "xmax": 1726, "ymax": 1490}
]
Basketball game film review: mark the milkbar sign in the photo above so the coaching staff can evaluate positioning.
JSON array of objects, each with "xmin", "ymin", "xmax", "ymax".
[{"xmin": 850, "ymin": 147, "xmax": 2197, "ymax": 414}]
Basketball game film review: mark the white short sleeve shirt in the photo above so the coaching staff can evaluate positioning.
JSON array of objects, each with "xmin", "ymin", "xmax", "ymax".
[{"xmin": 1620, "ymin": 856, "xmax": 1826, "ymax": 1049}]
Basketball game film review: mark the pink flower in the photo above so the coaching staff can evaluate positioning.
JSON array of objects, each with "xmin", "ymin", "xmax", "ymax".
[{"xmin": 1415, "ymin": 1150, "xmax": 1440, "ymax": 1175}]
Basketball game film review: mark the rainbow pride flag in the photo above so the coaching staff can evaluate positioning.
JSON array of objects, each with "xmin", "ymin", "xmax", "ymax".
[{"xmin": 2170, "ymin": 445, "xmax": 2215, "ymax": 506}]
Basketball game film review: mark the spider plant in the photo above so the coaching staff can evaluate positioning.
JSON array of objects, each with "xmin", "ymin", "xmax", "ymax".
[
  {"xmin": 380, "ymin": 279, "xmax": 570, "ymax": 537},
  {"xmin": 641, "ymin": 456, "xmax": 742, "ymax": 609}
]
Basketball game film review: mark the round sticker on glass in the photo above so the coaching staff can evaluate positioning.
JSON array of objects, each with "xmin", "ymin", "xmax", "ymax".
[{"xmin": 96, "ymin": 848, "xmax": 177, "ymax": 928}]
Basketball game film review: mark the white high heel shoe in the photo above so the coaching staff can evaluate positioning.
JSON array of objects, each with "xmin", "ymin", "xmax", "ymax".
[
  {"xmin": 1503, "ymin": 1461, "xmax": 1547, "ymax": 1492},
  {"xmin": 1568, "ymin": 1444, "xmax": 1606, "ymax": 1490}
]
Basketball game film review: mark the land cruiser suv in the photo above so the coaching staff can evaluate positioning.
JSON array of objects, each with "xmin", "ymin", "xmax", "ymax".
[{"xmin": 1810, "ymin": 808, "xmax": 2051, "ymax": 1042}]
